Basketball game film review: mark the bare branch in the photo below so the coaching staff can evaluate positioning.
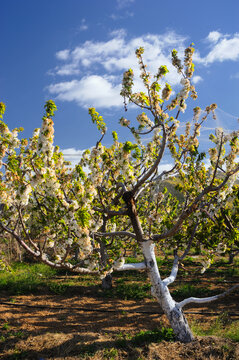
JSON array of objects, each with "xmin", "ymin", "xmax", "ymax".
[
  {"xmin": 201, "ymin": 209, "xmax": 216, "ymax": 224},
  {"xmin": 163, "ymin": 255, "xmax": 179, "ymax": 286},
  {"xmin": 177, "ymin": 284, "xmax": 239, "ymax": 309},
  {"xmin": 152, "ymin": 162, "xmax": 179, "ymax": 183},
  {"xmin": 96, "ymin": 133, "xmax": 105, "ymax": 149},
  {"xmin": 132, "ymin": 125, "xmax": 167, "ymax": 194}
]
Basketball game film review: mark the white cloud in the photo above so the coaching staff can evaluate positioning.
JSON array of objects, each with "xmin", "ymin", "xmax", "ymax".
[
  {"xmin": 48, "ymin": 75, "xmax": 122, "ymax": 108},
  {"xmin": 51, "ymin": 30, "xmax": 187, "ymax": 77},
  {"xmin": 199, "ymin": 33, "xmax": 239, "ymax": 64},
  {"xmin": 55, "ymin": 64, "xmax": 80, "ymax": 76},
  {"xmin": 206, "ymin": 31, "xmax": 223, "ymax": 44},
  {"xmin": 48, "ymin": 30, "xmax": 188, "ymax": 108},
  {"xmin": 61, "ymin": 148, "xmax": 84, "ymax": 167},
  {"xmin": 49, "ymin": 30, "xmax": 239, "ymax": 109},
  {"xmin": 157, "ymin": 163, "xmax": 174, "ymax": 174},
  {"xmin": 109, "ymin": 28, "xmax": 127, "ymax": 38},
  {"xmin": 192, "ymin": 75, "xmax": 203, "ymax": 84},
  {"xmin": 56, "ymin": 49, "xmax": 70, "ymax": 61},
  {"xmin": 206, "ymin": 35, "xmax": 239, "ymax": 63}
]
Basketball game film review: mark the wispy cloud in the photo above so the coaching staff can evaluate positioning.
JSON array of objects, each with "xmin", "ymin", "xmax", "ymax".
[
  {"xmin": 48, "ymin": 30, "xmax": 188, "ymax": 108},
  {"xmin": 110, "ymin": 11, "xmax": 134, "ymax": 20},
  {"xmin": 48, "ymin": 30, "xmax": 239, "ymax": 109},
  {"xmin": 116, "ymin": 0, "xmax": 135, "ymax": 9},
  {"xmin": 206, "ymin": 31, "xmax": 223, "ymax": 44},
  {"xmin": 48, "ymin": 76, "xmax": 122, "ymax": 108},
  {"xmin": 56, "ymin": 49, "xmax": 70, "ymax": 61},
  {"xmin": 191, "ymin": 75, "xmax": 203, "ymax": 84},
  {"xmin": 79, "ymin": 18, "xmax": 88, "ymax": 32},
  {"xmin": 231, "ymin": 72, "xmax": 239, "ymax": 79},
  {"xmin": 198, "ymin": 32, "xmax": 239, "ymax": 64}
]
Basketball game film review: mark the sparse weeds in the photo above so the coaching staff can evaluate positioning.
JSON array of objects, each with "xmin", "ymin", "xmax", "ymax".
[
  {"xmin": 0, "ymin": 322, "xmax": 26, "ymax": 344},
  {"xmin": 48, "ymin": 282, "xmax": 69, "ymax": 294},
  {"xmin": 103, "ymin": 347, "xmax": 119, "ymax": 359}
]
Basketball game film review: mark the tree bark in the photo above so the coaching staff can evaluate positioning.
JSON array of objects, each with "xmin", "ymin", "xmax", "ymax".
[
  {"xmin": 101, "ymin": 273, "xmax": 112, "ymax": 290},
  {"xmin": 122, "ymin": 190, "xmax": 194, "ymax": 342},
  {"xmin": 141, "ymin": 241, "xmax": 194, "ymax": 343}
]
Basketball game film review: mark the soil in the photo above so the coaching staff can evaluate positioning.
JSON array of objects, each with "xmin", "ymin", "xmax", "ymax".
[{"xmin": 0, "ymin": 288, "xmax": 238, "ymax": 360}]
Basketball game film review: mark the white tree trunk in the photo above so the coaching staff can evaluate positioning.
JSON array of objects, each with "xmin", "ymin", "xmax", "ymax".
[{"xmin": 141, "ymin": 241, "xmax": 194, "ymax": 343}]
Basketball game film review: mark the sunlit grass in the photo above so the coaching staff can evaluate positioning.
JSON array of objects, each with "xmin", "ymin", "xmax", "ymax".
[{"xmin": 191, "ymin": 316, "xmax": 239, "ymax": 342}]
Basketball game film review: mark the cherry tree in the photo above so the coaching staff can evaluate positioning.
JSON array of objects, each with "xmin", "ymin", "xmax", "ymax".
[
  {"xmin": 0, "ymin": 45, "xmax": 239, "ymax": 343},
  {"xmin": 193, "ymin": 184, "xmax": 239, "ymax": 265}
]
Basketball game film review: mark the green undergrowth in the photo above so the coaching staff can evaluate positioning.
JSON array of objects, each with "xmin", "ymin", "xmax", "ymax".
[
  {"xmin": 0, "ymin": 255, "xmax": 238, "ymax": 298},
  {"xmin": 102, "ymin": 282, "xmax": 151, "ymax": 300},
  {"xmin": 171, "ymin": 284, "xmax": 217, "ymax": 299},
  {"xmin": 191, "ymin": 315, "xmax": 239, "ymax": 342},
  {"xmin": 115, "ymin": 327, "xmax": 175, "ymax": 348}
]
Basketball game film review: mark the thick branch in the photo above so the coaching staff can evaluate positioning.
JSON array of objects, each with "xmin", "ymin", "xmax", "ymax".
[
  {"xmin": 177, "ymin": 284, "xmax": 239, "ymax": 309},
  {"xmin": 95, "ymin": 231, "xmax": 137, "ymax": 239},
  {"xmin": 132, "ymin": 125, "xmax": 167, "ymax": 195},
  {"xmin": 116, "ymin": 262, "xmax": 146, "ymax": 271},
  {"xmin": 163, "ymin": 255, "xmax": 179, "ymax": 286},
  {"xmin": 93, "ymin": 207, "xmax": 127, "ymax": 217},
  {"xmin": 122, "ymin": 191, "xmax": 145, "ymax": 241}
]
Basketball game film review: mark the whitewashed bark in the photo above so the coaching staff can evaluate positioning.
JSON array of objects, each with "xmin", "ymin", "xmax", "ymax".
[
  {"xmin": 141, "ymin": 240, "xmax": 194, "ymax": 343},
  {"xmin": 116, "ymin": 262, "xmax": 146, "ymax": 271}
]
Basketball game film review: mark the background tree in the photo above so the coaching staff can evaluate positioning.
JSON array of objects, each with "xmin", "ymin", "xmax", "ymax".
[
  {"xmin": 0, "ymin": 45, "xmax": 239, "ymax": 343},
  {"xmin": 192, "ymin": 184, "xmax": 239, "ymax": 266}
]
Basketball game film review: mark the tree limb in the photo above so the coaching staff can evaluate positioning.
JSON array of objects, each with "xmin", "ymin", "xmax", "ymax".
[
  {"xmin": 163, "ymin": 255, "xmax": 179, "ymax": 286},
  {"xmin": 177, "ymin": 284, "xmax": 239, "ymax": 309},
  {"xmin": 132, "ymin": 124, "xmax": 167, "ymax": 195},
  {"xmin": 95, "ymin": 231, "xmax": 137, "ymax": 239},
  {"xmin": 116, "ymin": 262, "xmax": 146, "ymax": 271}
]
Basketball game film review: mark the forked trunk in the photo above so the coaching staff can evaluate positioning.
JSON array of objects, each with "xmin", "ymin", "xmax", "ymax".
[{"xmin": 141, "ymin": 241, "xmax": 194, "ymax": 343}]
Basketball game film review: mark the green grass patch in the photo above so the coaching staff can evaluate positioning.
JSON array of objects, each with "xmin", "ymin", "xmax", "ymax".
[
  {"xmin": 103, "ymin": 282, "xmax": 151, "ymax": 300},
  {"xmin": 116, "ymin": 327, "xmax": 175, "ymax": 348},
  {"xmin": 191, "ymin": 315, "xmax": 239, "ymax": 342},
  {"xmin": 0, "ymin": 262, "xmax": 63, "ymax": 295},
  {"xmin": 171, "ymin": 284, "xmax": 214, "ymax": 299}
]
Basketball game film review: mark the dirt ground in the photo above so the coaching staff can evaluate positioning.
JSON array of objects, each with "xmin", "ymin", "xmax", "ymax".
[{"xmin": 0, "ymin": 290, "xmax": 239, "ymax": 360}]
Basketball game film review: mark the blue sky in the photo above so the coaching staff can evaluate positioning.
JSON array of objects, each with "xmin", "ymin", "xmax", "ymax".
[{"xmin": 1, "ymin": 0, "xmax": 239, "ymax": 164}]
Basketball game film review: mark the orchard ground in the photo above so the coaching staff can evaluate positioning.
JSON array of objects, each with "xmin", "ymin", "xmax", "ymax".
[{"xmin": 0, "ymin": 255, "xmax": 238, "ymax": 359}]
